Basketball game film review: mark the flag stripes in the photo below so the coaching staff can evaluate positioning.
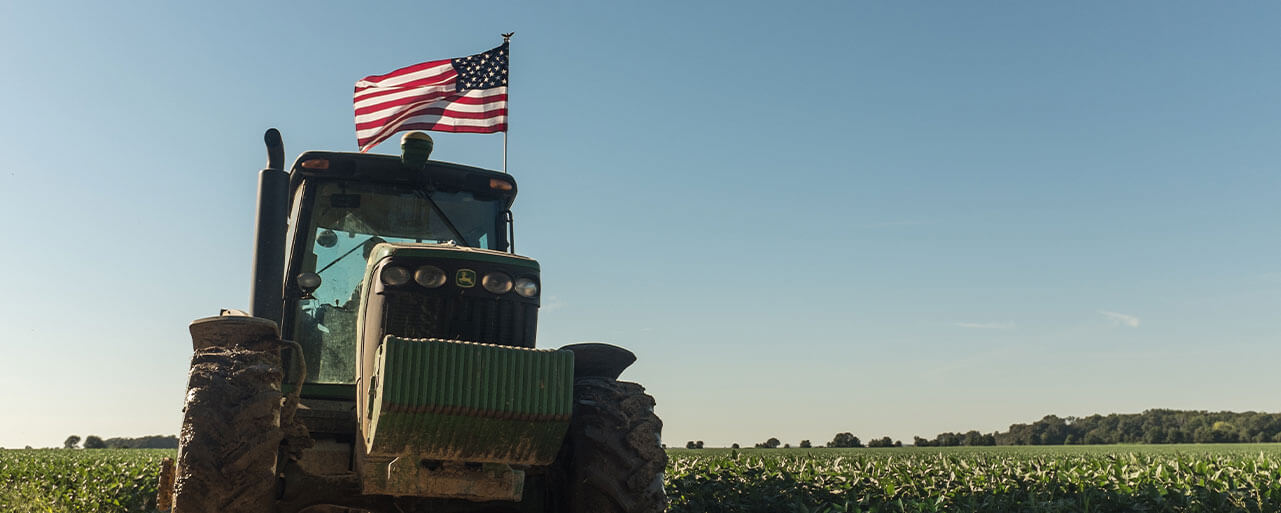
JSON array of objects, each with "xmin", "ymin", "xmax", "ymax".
[{"xmin": 354, "ymin": 44, "xmax": 508, "ymax": 152}]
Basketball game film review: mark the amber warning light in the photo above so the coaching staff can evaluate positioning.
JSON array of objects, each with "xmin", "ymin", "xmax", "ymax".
[{"xmin": 300, "ymin": 158, "xmax": 329, "ymax": 170}]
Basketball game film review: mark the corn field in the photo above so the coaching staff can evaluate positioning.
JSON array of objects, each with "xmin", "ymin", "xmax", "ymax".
[
  {"xmin": 7, "ymin": 445, "xmax": 1281, "ymax": 512},
  {"xmin": 666, "ymin": 445, "xmax": 1281, "ymax": 513},
  {"xmin": 0, "ymin": 449, "xmax": 167, "ymax": 513}
]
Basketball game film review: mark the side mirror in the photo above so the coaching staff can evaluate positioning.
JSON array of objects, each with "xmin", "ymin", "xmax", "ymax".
[{"xmin": 297, "ymin": 272, "xmax": 322, "ymax": 300}]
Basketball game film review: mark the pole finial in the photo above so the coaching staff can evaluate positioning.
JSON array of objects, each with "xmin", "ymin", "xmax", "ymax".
[{"xmin": 502, "ymin": 32, "xmax": 514, "ymax": 43}]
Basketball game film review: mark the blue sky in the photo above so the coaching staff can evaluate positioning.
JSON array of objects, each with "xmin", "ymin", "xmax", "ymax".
[{"xmin": 2, "ymin": 1, "xmax": 1281, "ymax": 448}]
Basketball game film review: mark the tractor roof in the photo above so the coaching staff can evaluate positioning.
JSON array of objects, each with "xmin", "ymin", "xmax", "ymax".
[{"xmin": 288, "ymin": 151, "xmax": 518, "ymax": 208}]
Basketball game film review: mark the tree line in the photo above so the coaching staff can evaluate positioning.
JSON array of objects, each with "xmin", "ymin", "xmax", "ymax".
[
  {"xmin": 681, "ymin": 432, "xmax": 903, "ymax": 450},
  {"xmin": 62, "ymin": 434, "xmax": 178, "ymax": 449},
  {"xmin": 915, "ymin": 409, "xmax": 1281, "ymax": 446},
  {"xmin": 675, "ymin": 409, "xmax": 1281, "ymax": 450}
]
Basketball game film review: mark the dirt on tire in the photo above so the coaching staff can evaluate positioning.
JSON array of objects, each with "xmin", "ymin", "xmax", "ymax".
[
  {"xmin": 566, "ymin": 377, "xmax": 668, "ymax": 513},
  {"xmin": 171, "ymin": 346, "xmax": 285, "ymax": 513}
]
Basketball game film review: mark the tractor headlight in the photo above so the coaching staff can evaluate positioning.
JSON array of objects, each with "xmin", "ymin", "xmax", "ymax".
[
  {"xmin": 381, "ymin": 265, "xmax": 411, "ymax": 286},
  {"xmin": 414, "ymin": 265, "xmax": 448, "ymax": 288},
  {"xmin": 514, "ymin": 277, "xmax": 538, "ymax": 298},
  {"xmin": 482, "ymin": 272, "xmax": 513, "ymax": 294}
]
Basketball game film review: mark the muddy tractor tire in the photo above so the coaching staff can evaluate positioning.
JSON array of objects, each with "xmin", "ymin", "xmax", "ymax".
[
  {"xmin": 566, "ymin": 377, "xmax": 668, "ymax": 513},
  {"xmin": 171, "ymin": 345, "xmax": 285, "ymax": 513}
]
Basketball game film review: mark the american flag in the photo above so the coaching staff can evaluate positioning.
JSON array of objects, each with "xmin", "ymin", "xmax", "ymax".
[{"xmin": 354, "ymin": 43, "xmax": 509, "ymax": 152}]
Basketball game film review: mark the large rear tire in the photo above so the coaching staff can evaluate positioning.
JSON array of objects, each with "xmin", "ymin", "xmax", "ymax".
[
  {"xmin": 171, "ymin": 346, "xmax": 284, "ymax": 513},
  {"xmin": 566, "ymin": 377, "xmax": 668, "ymax": 513}
]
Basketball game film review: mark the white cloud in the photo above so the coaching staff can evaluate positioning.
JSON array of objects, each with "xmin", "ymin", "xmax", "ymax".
[
  {"xmin": 955, "ymin": 321, "xmax": 1016, "ymax": 330},
  {"xmin": 1099, "ymin": 310, "xmax": 1140, "ymax": 328}
]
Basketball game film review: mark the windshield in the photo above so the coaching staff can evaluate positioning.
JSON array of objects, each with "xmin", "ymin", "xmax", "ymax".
[{"xmin": 290, "ymin": 179, "xmax": 505, "ymax": 384}]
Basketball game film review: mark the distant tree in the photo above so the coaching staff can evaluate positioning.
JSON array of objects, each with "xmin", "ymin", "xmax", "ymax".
[
  {"xmin": 867, "ymin": 436, "xmax": 894, "ymax": 448},
  {"xmin": 894, "ymin": 440, "xmax": 903, "ymax": 447},
  {"xmin": 1192, "ymin": 426, "xmax": 1214, "ymax": 444},
  {"xmin": 755, "ymin": 437, "xmax": 782, "ymax": 449},
  {"xmin": 685, "ymin": 441, "xmax": 697, "ymax": 449},
  {"xmin": 83, "ymin": 436, "xmax": 106, "ymax": 449},
  {"xmin": 63, "ymin": 436, "xmax": 80, "ymax": 449},
  {"xmin": 827, "ymin": 432, "xmax": 862, "ymax": 448},
  {"xmin": 783, "ymin": 443, "xmax": 790, "ymax": 449},
  {"xmin": 913, "ymin": 436, "xmax": 932, "ymax": 447},
  {"xmin": 1209, "ymin": 422, "xmax": 1240, "ymax": 443},
  {"xmin": 1117, "ymin": 416, "xmax": 1144, "ymax": 443},
  {"xmin": 102, "ymin": 435, "xmax": 178, "ymax": 449},
  {"xmin": 695, "ymin": 441, "xmax": 704, "ymax": 449},
  {"xmin": 731, "ymin": 443, "xmax": 740, "ymax": 449},
  {"xmin": 799, "ymin": 440, "xmax": 812, "ymax": 448}
]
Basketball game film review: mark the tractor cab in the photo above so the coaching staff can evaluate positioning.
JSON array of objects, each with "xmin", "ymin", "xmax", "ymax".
[{"xmin": 276, "ymin": 139, "xmax": 537, "ymax": 396}]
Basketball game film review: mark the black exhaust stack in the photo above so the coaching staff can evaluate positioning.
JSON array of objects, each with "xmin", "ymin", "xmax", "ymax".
[{"xmin": 250, "ymin": 128, "xmax": 289, "ymax": 324}]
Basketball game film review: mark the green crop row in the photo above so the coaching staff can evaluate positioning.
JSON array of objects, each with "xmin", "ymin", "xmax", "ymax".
[
  {"xmin": 666, "ymin": 444, "xmax": 1281, "ymax": 513},
  {"xmin": 9, "ymin": 444, "xmax": 1281, "ymax": 512},
  {"xmin": 0, "ymin": 449, "xmax": 171, "ymax": 513}
]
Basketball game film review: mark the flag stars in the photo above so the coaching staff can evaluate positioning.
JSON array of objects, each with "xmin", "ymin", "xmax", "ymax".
[{"xmin": 451, "ymin": 43, "xmax": 509, "ymax": 92}]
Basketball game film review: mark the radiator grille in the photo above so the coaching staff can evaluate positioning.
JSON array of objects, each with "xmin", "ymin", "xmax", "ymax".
[{"xmin": 382, "ymin": 292, "xmax": 537, "ymax": 348}]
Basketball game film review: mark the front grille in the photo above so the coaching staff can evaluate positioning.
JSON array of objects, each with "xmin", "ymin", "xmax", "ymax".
[{"xmin": 383, "ymin": 292, "xmax": 537, "ymax": 348}]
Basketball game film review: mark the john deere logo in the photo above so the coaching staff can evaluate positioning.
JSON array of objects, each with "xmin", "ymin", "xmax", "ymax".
[{"xmin": 455, "ymin": 269, "xmax": 477, "ymax": 288}]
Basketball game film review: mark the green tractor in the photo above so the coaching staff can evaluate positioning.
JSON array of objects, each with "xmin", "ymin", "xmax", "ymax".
[{"xmin": 158, "ymin": 129, "xmax": 667, "ymax": 513}]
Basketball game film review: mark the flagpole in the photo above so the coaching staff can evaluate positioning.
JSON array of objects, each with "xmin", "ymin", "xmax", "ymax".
[{"xmin": 502, "ymin": 32, "xmax": 514, "ymax": 174}]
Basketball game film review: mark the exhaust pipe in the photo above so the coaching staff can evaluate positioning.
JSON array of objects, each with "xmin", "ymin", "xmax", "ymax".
[{"xmin": 250, "ymin": 128, "xmax": 289, "ymax": 324}]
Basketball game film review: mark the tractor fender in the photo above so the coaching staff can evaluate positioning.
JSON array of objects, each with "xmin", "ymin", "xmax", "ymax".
[
  {"xmin": 188, "ymin": 315, "xmax": 280, "ymax": 352},
  {"xmin": 559, "ymin": 343, "xmax": 636, "ymax": 380}
]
